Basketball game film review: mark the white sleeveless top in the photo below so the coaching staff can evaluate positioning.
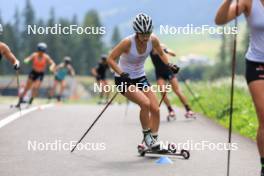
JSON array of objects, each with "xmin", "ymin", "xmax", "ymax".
[
  {"xmin": 115, "ymin": 34, "xmax": 153, "ymax": 79},
  {"xmin": 246, "ymin": 0, "xmax": 264, "ymax": 62}
]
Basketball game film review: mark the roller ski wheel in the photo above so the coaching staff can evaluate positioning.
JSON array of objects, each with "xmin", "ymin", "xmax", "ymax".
[
  {"xmin": 137, "ymin": 144, "xmax": 146, "ymax": 156},
  {"xmin": 180, "ymin": 149, "xmax": 190, "ymax": 159}
]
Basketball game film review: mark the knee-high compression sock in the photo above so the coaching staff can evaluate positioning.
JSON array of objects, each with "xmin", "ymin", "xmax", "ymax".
[
  {"xmin": 29, "ymin": 97, "xmax": 34, "ymax": 105},
  {"xmin": 184, "ymin": 104, "xmax": 191, "ymax": 112},
  {"xmin": 167, "ymin": 106, "xmax": 173, "ymax": 112}
]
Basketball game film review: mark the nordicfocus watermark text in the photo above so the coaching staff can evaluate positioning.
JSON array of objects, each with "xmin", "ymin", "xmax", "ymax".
[
  {"xmin": 27, "ymin": 24, "xmax": 106, "ymax": 35},
  {"xmin": 160, "ymin": 140, "xmax": 239, "ymax": 151},
  {"xmin": 27, "ymin": 140, "xmax": 106, "ymax": 151},
  {"xmin": 94, "ymin": 83, "xmax": 172, "ymax": 93},
  {"xmin": 160, "ymin": 24, "xmax": 238, "ymax": 35}
]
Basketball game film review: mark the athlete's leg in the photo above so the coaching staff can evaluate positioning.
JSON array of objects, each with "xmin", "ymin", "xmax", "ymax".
[
  {"xmin": 32, "ymin": 80, "xmax": 41, "ymax": 97},
  {"xmin": 16, "ymin": 78, "xmax": 33, "ymax": 107},
  {"xmin": 49, "ymin": 80, "xmax": 58, "ymax": 98},
  {"xmin": 97, "ymin": 80, "xmax": 104, "ymax": 102},
  {"xmin": 169, "ymin": 77, "xmax": 192, "ymax": 112},
  {"xmin": 124, "ymin": 85, "xmax": 151, "ymax": 129},
  {"xmin": 156, "ymin": 78, "xmax": 171, "ymax": 108},
  {"xmin": 143, "ymin": 89, "xmax": 160, "ymax": 134},
  {"xmin": 57, "ymin": 80, "xmax": 66, "ymax": 101},
  {"xmin": 102, "ymin": 80, "xmax": 110, "ymax": 101},
  {"xmin": 124, "ymin": 85, "xmax": 159, "ymax": 148},
  {"xmin": 59, "ymin": 80, "xmax": 66, "ymax": 96},
  {"xmin": 29, "ymin": 80, "xmax": 42, "ymax": 104},
  {"xmin": 248, "ymin": 81, "xmax": 264, "ymax": 158},
  {"xmin": 20, "ymin": 78, "xmax": 33, "ymax": 98}
]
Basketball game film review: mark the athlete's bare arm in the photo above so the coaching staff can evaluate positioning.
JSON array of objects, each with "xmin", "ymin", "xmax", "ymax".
[
  {"xmin": 54, "ymin": 63, "xmax": 64, "ymax": 72},
  {"xmin": 46, "ymin": 54, "xmax": 56, "ymax": 72},
  {"xmin": 24, "ymin": 52, "xmax": 37, "ymax": 64},
  {"xmin": 215, "ymin": 0, "xmax": 250, "ymax": 25},
  {"xmin": 166, "ymin": 49, "xmax": 176, "ymax": 57},
  {"xmin": 152, "ymin": 35, "xmax": 169, "ymax": 65},
  {"xmin": 160, "ymin": 44, "xmax": 176, "ymax": 57},
  {"xmin": 0, "ymin": 42, "xmax": 18, "ymax": 65},
  {"xmin": 91, "ymin": 67, "xmax": 98, "ymax": 77},
  {"xmin": 67, "ymin": 64, "xmax": 75, "ymax": 76},
  {"xmin": 107, "ymin": 38, "xmax": 131, "ymax": 75}
]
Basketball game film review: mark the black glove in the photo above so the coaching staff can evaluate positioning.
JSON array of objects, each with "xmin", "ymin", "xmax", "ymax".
[
  {"xmin": 167, "ymin": 63, "xmax": 180, "ymax": 74},
  {"xmin": 13, "ymin": 60, "xmax": 20, "ymax": 70},
  {"xmin": 0, "ymin": 53, "xmax": 2, "ymax": 61},
  {"xmin": 120, "ymin": 72, "xmax": 131, "ymax": 83}
]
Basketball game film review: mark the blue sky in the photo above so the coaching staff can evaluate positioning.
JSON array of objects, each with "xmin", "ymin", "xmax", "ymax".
[
  {"xmin": 0, "ymin": 0, "xmax": 150, "ymax": 22},
  {"xmin": 0, "ymin": 0, "xmax": 244, "ymax": 39}
]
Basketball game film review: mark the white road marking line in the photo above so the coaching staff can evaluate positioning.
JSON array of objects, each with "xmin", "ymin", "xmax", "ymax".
[{"xmin": 0, "ymin": 103, "xmax": 54, "ymax": 129}]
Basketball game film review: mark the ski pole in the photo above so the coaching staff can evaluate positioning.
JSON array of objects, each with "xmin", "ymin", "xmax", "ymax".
[
  {"xmin": 178, "ymin": 75, "xmax": 207, "ymax": 116},
  {"xmin": 227, "ymin": 1, "xmax": 239, "ymax": 175},
  {"xmin": 15, "ymin": 70, "xmax": 21, "ymax": 113},
  {"xmin": 71, "ymin": 92, "xmax": 118, "ymax": 153}
]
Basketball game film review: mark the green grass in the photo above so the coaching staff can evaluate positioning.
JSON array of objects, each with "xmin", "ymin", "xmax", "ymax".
[{"xmin": 169, "ymin": 77, "xmax": 258, "ymax": 140}]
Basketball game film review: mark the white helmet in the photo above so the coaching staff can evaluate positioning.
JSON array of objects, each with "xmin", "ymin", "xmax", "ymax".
[
  {"xmin": 37, "ymin": 42, "xmax": 47, "ymax": 52},
  {"xmin": 133, "ymin": 13, "xmax": 153, "ymax": 34},
  {"xmin": 64, "ymin": 56, "xmax": 71, "ymax": 64}
]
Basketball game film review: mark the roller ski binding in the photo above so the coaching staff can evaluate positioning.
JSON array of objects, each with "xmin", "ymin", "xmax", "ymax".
[{"xmin": 185, "ymin": 110, "xmax": 196, "ymax": 119}]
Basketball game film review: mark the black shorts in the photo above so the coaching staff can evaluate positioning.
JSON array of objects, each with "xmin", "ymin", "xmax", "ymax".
[
  {"xmin": 115, "ymin": 76, "xmax": 151, "ymax": 94},
  {"xmin": 96, "ymin": 75, "xmax": 106, "ymax": 81},
  {"xmin": 245, "ymin": 59, "xmax": 264, "ymax": 84},
  {"xmin": 28, "ymin": 70, "xmax": 45, "ymax": 81},
  {"xmin": 155, "ymin": 71, "xmax": 175, "ymax": 81}
]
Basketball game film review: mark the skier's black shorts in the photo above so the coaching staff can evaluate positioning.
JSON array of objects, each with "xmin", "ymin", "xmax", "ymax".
[
  {"xmin": 245, "ymin": 59, "xmax": 264, "ymax": 84},
  {"xmin": 28, "ymin": 70, "xmax": 45, "ymax": 81},
  {"xmin": 115, "ymin": 76, "xmax": 151, "ymax": 94},
  {"xmin": 155, "ymin": 71, "xmax": 175, "ymax": 81},
  {"xmin": 96, "ymin": 75, "xmax": 106, "ymax": 81}
]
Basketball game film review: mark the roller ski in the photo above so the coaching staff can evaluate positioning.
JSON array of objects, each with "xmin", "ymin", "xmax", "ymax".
[
  {"xmin": 137, "ymin": 129, "xmax": 190, "ymax": 159},
  {"xmin": 167, "ymin": 109, "xmax": 176, "ymax": 122},
  {"xmin": 12, "ymin": 97, "xmax": 34, "ymax": 109},
  {"xmin": 185, "ymin": 110, "xmax": 196, "ymax": 119},
  {"xmin": 137, "ymin": 142, "xmax": 190, "ymax": 159}
]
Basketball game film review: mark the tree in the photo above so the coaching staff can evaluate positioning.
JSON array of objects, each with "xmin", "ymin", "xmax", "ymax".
[
  {"xmin": 46, "ymin": 7, "xmax": 60, "ymax": 63},
  {"xmin": 12, "ymin": 7, "xmax": 21, "ymax": 59},
  {"xmin": 22, "ymin": 0, "xmax": 36, "ymax": 56},
  {"xmin": 80, "ymin": 10, "xmax": 104, "ymax": 75},
  {"xmin": 111, "ymin": 26, "xmax": 121, "ymax": 48}
]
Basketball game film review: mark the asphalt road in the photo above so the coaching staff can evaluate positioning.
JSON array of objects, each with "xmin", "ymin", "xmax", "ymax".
[{"xmin": 0, "ymin": 103, "xmax": 260, "ymax": 176}]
